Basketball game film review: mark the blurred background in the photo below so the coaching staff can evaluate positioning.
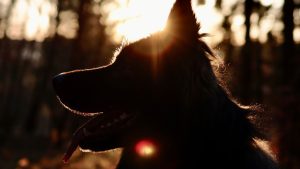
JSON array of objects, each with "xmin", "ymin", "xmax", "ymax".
[{"xmin": 0, "ymin": 0, "xmax": 299, "ymax": 168}]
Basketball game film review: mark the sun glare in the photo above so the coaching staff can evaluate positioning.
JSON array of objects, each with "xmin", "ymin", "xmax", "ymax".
[
  {"xmin": 100, "ymin": 0, "xmax": 174, "ymax": 43},
  {"xmin": 1, "ymin": 0, "xmax": 289, "ymax": 45},
  {"xmin": 100, "ymin": 0, "xmax": 225, "ymax": 46}
]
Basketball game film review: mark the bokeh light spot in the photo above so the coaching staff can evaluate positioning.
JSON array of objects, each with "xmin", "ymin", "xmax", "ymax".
[{"xmin": 135, "ymin": 139, "xmax": 156, "ymax": 157}]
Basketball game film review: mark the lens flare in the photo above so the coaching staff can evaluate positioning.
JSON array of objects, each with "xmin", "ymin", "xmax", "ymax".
[{"xmin": 134, "ymin": 139, "xmax": 156, "ymax": 157}]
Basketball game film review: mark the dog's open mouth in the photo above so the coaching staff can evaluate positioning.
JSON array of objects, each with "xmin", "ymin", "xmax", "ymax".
[{"xmin": 63, "ymin": 110, "xmax": 137, "ymax": 163}]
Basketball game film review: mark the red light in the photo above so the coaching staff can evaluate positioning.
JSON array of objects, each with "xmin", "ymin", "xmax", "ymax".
[{"xmin": 134, "ymin": 139, "xmax": 156, "ymax": 157}]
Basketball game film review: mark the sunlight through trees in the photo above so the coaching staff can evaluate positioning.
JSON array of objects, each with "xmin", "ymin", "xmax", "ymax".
[{"xmin": 0, "ymin": 0, "xmax": 299, "ymax": 169}]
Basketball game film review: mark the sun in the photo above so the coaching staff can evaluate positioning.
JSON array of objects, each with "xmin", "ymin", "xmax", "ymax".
[
  {"xmin": 100, "ymin": 0, "xmax": 174, "ymax": 43},
  {"xmin": 100, "ymin": 0, "xmax": 225, "ymax": 46}
]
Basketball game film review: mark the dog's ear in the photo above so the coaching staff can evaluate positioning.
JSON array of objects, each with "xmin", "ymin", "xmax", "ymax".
[{"xmin": 165, "ymin": 0, "xmax": 200, "ymax": 40}]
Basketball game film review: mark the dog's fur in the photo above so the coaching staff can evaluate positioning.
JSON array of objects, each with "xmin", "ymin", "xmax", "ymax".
[{"xmin": 53, "ymin": 0, "xmax": 279, "ymax": 168}]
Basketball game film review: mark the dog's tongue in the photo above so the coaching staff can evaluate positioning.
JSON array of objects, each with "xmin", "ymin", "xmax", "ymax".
[
  {"xmin": 63, "ymin": 138, "xmax": 82, "ymax": 163},
  {"xmin": 62, "ymin": 116, "xmax": 99, "ymax": 163},
  {"xmin": 63, "ymin": 127, "xmax": 84, "ymax": 163}
]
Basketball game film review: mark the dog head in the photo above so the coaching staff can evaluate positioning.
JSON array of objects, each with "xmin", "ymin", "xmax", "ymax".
[{"xmin": 53, "ymin": 0, "xmax": 231, "ymax": 167}]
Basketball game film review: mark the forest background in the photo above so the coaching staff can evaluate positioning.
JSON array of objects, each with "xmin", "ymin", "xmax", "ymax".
[{"xmin": 0, "ymin": 0, "xmax": 300, "ymax": 169}]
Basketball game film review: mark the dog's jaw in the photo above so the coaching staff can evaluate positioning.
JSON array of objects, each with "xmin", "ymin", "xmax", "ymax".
[{"xmin": 63, "ymin": 111, "xmax": 137, "ymax": 163}]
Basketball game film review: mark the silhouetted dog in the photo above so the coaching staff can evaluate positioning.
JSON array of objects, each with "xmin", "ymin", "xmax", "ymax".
[{"xmin": 53, "ymin": 0, "xmax": 279, "ymax": 168}]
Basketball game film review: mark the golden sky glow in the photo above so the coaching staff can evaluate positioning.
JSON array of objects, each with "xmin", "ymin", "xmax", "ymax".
[
  {"xmin": 0, "ymin": 0, "xmax": 295, "ymax": 44},
  {"xmin": 100, "ymin": 0, "xmax": 225, "ymax": 46},
  {"xmin": 99, "ymin": 0, "xmax": 286, "ymax": 46},
  {"xmin": 100, "ymin": 0, "xmax": 174, "ymax": 43}
]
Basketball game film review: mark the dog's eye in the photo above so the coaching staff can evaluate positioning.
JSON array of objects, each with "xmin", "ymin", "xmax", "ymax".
[{"xmin": 134, "ymin": 139, "xmax": 156, "ymax": 158}]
